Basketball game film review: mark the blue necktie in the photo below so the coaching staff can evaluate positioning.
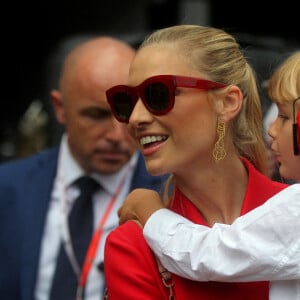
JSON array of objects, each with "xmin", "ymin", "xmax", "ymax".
[{"xmin": 50, "ymin": 176, "xmax": 100, "ymax": 300}]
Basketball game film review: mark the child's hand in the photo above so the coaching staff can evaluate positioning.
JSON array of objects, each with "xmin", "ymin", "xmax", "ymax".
[{"xmin": 118, "ymin": 189, "xmax": 165, "ymax": 226}]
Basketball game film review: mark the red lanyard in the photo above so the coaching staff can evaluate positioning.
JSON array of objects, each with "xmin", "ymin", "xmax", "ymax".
[{"xmin": 76, "ymin": 175, "xmax": 127, "ymax": 300}]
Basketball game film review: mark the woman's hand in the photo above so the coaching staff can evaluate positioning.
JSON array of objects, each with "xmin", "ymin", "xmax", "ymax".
[{"xmin": 118, "ymin": 189, "xmax": 165, "ymax": 226}]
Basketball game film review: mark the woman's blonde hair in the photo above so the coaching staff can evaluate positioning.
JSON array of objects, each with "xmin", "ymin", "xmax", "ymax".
[{"xmin": 139, "ymin": 25, "xmax": 267, "ymax": 175}]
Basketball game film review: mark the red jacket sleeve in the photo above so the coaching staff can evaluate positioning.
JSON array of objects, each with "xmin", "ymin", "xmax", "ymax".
[{"xmin": 104, "ymin": 221, "xmax": 169, "ymax": 300}]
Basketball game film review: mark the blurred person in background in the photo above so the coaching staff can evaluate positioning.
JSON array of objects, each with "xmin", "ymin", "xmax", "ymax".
[{"xmin": 0, "ymin": 36, "xmax": 165, "ymax": 300}]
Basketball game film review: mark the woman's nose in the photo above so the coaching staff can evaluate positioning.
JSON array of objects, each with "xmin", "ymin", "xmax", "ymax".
[{"xmin": 129, "ymin": 98, "xmax": 153, "ymax": 125}]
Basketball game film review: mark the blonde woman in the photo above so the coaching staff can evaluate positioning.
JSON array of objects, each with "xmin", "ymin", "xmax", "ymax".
[
  {"xmin": 118, "ymin": 52, "xmax": 300, "ymax": 300},
  {"xmin": 104, "ymin": 25, "xmax": 288, "ymax": 299}
]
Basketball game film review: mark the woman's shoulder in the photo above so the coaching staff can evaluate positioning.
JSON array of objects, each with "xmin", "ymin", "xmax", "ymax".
[
  {"xmin": 105, "ymin": 220, "xmax": 150, "ymax": 255},
  {"xmin": 109, "ymin": 220, "xmax": 142, "ymax": 234},
  {"xmin": 104, "ymin": 221, "xmax": 167, "ymax": 299}
]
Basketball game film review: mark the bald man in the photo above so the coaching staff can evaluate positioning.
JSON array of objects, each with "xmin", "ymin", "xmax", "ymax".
[{"xmin": 0, "ymin": 37, "xmax": 166, "ymax": 300}]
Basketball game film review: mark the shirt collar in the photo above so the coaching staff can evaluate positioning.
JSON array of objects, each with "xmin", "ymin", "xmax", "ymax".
[
  {"xmin": 58, "ymin": 134, "xmax": 139, "ymax": 194},
  {"xmin": 92, "ymin": 151, "xmax": 139, "ymax": 195}
]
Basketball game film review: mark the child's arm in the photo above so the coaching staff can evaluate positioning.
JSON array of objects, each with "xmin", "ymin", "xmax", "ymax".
[{"xmin": 119, "ymin": 185, "xmax": 300, "ymax": 281}]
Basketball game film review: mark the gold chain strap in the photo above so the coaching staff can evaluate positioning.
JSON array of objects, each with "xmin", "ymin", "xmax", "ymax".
[
  {"xmin": 155, "ymin": 255, "xmax": 176, "ymax": 300},
  {"xmin": 103, "ymin": 288, "xmax": 108, "ymax": 300}
]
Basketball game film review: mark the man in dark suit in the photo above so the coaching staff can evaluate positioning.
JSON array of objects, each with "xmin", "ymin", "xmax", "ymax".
[{"xmin": 0, "ymin": 37, "xmax": 165, "ymax": 300}]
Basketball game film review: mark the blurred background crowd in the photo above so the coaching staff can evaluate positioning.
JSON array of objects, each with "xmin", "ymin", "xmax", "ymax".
[{"xmin": 2, "ymin": 0, "xmax": 299, "ymax": 163}]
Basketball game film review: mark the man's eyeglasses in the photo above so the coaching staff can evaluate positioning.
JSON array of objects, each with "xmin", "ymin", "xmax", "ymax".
[
  {"xmin": 292, "ymin": 96, "xmax": 300, "ymax": 155},
  {"xmin": 106, "ymin": 75, "xmax": 227, "ymax": 123}
]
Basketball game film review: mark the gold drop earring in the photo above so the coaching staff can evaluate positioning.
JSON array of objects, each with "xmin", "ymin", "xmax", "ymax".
[{"xmin": 213, "ymin": 119, "xmax": 226, "ymax": 161}]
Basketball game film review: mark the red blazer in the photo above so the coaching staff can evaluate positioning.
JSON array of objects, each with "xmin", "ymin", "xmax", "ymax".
[{"xmin": 104, "ymin": 159, "xmax": 287, "ymax": 299}]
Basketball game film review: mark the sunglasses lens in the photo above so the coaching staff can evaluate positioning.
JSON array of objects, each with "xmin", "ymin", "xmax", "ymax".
[
  {"xmin": 108, "ymin": 78, "xmax": 174, "ymax": 122},
  {"xmin": 144, "ymin": 82, "xmax": 170, "ymax": 113},
  {"xmin": 111, "ymin": 92, "xmax": 134, "ymax": 121}
]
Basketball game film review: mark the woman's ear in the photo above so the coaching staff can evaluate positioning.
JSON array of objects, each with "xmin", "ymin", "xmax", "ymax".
[
  {"xmin": 219, "ymin": 85, "xmax": 243, "ymax": 122},
  {"xmin": 50, "ymin": 89, "xmax": 65, "ymax": 125}
]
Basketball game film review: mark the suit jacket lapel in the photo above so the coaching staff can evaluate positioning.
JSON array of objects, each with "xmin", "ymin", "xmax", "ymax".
[{"xmin": 20, "ymin": 148, "xmax": 58, "ymax": 300}]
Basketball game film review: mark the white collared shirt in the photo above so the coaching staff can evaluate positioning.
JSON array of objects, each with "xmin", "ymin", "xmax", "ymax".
[
  {"xmin": 35, "ymin": 134, "xmax": 138, "ymax": 300},
  {"xmin": 144, "ymin": 184, "xmax": 300, "ymax": 300}
]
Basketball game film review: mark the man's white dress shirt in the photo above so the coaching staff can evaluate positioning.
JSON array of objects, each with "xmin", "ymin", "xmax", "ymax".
[{"xmin": 35, "ymin": 135, "xmax": 138, "ymax": 300}]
